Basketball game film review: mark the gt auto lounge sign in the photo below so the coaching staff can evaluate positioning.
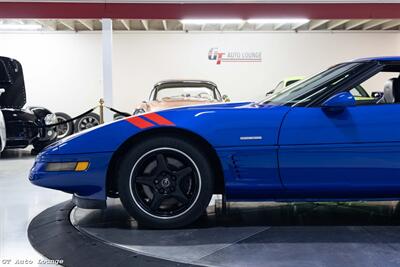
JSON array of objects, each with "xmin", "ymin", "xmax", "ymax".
[{"xmin": 208, "ymin": 48, "xmax": 262, "ymax": 65}]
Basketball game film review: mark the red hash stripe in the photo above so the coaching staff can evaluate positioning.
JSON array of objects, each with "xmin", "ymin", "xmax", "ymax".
[
  {"xmin": 127, "ymin": 116, "xmax": 155, "ymax": 129},
  {"xmin": 143, "ymin": 113, "xmax": 175, "ymax": 126}
]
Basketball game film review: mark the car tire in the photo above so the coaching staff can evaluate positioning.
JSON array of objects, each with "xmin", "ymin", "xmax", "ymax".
[
  {"xmin": 113, "ymin": 114, "xmax": 125, "ymax": 121},
  {"xmin": 118, "ymin": 136, "xmax": 214, "ymax": 229},
  {"xmin": 55, "ymin": 112, "xmax": 74, "ymax": 140},
  {"xmin": 74, "ymin": 112, "xmax": 100, "ymax": 133},
  {"xmin": 133, "ymin": 108, "xmax": 145, "ymax": 115}
]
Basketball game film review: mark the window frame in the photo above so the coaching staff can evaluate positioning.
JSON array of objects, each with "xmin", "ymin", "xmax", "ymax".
[
  {"xmin": 308, "ymin": 62, "xmax": 383, "ymax": 107},
  {"xmin": 311, "ymin": 61, "xmax": 400, "ymax": 107}
]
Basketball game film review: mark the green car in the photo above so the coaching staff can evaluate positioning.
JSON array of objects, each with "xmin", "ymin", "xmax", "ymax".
[{"xmin": 268, "ymin": 76, "xmax": 382, "ymax": 103}]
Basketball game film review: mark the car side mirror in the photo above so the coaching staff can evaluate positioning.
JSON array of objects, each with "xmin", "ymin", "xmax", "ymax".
[
  {"xmin": 222, "ymin": 95, "xmax": 230, "ymax": 102},
  {"xmin": 322, "ymin": 92, "xmax": 355, "ymax": 112},
  {"xmin": 0, "ymin": 88, "xmax": 4, "ymax": 96}
]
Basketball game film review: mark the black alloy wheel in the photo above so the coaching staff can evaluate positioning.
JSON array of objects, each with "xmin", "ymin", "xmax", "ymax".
[
  {"xmin": 118, "ymin": 136, "xmax": 214, "ymax": 229},
  {"xmin": 130, "ymin": 148, "xmax": 200, "ymax": 218}
]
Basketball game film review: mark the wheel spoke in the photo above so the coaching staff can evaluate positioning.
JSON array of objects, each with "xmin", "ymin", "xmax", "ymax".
[
  {"xmin": 156, "ymin": 154, "xmax": 169, "ymax": 173},
  {"xmin": 150, "ymin": 192, "xmax": 167, "ymax": 210},
  {"xmin": 175, "ymin": 167, "xmax": 193, "ymax": 182},
  {"xmin": 135, "ymin": 176, "xmax": 154, "ymax": 187},
  {"xmin": 171, "ymin": 187, "xmax": 189, "ymax": 205}
]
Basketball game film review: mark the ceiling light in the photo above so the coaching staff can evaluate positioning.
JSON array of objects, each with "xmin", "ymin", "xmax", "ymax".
[
  {"xmin": 0, "ymin": 24, "xmax": 42, "ymax": 30},
  {"xmin": 181, "ymin": 19, "xmax": 244, "ymax": 25},
  {"xmin": 247, "ymin": 18, "xmax": 310, "ymax": 24}
]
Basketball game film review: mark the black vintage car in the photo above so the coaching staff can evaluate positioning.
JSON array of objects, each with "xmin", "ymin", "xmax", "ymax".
[{"xmin": 0, "ymin": 56, "xmax": 58, "ymax": 153}]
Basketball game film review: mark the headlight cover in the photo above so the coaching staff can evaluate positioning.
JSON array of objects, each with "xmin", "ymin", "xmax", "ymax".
[{"xmin": 44, "ymin": 113, "xmax": 58, "ymax": 126}]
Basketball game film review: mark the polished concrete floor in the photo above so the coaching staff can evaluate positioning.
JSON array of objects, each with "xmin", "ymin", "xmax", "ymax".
[
  {"xmin": 0, "ymin": 148, "xmax": 70, "ymax": 267},
  {"xmin": 4, "ymin": 148, "xmax": 400, "ymax": 267},
  {"xmin": 73, "ymin": 199, "xmax": 400, "ymax": 267}
]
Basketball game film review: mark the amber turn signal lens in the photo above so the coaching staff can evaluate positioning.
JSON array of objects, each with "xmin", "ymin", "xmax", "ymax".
[{"xmin": 75, "ymin": 161, "xmax": 89, "ymax": 171}]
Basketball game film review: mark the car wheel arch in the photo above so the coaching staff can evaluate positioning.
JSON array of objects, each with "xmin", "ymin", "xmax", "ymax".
[{"xmin": 106, "ymin": 127, "xmax": 225, "ymax": 198}]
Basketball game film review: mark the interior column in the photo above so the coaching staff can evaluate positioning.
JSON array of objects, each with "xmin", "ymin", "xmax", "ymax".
[{"xmin": 101, "ymin": 18, "xmax": 113, "ymax": 122}]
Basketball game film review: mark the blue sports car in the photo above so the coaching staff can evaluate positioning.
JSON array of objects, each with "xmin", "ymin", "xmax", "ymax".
[{"xmin": 30, "ymin": 57, "xmax": 400, "ymax": 228}]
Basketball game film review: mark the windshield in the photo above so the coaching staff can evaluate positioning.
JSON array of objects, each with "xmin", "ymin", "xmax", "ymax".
[
  {"xmin": 155, "ymin": 87, "xmax": 218, "ymax": 101},
  {"xmin": 260, "ymin": 62, "xmax": 365, "ymax": 107},
  {"xmin": 286, "ymin": 79, "xmax": 301, "ymax": 87}
]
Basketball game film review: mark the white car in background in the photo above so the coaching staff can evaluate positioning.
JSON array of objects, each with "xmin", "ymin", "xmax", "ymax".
[{"xmin": 0, "ymin": 89, "xmax": 6, "ymax": 152}]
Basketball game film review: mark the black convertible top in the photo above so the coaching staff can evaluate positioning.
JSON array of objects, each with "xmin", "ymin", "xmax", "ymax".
[{"xmin": 154, "ymin": 80, "xmax": 218, "ymax": 90}]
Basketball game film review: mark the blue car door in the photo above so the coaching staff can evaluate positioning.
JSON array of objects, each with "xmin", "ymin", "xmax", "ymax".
[{"xmin": 278, "ymin": 103, "xmax": 400, "ymax": 198}]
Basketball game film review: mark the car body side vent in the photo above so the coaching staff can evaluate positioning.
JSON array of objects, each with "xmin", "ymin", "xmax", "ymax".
[{"xmin": 231, "ymin": 154, "xmax": 241, "ymax": 179}]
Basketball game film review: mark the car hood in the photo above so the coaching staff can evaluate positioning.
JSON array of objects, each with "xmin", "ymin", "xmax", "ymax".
[
  {"xmin": 180, "ymin": 101, "xmax": 251, "ymax": 109},
  {"xmin": 43, "ymin": 101, "xmax": 290, "ymax": 155},
  {"xmin": 0, "ymin": 57, "xmax": 26, "ymax": 109}
]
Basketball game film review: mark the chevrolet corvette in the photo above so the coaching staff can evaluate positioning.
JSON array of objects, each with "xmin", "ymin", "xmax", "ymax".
[{"xmin": 30, "ymin": 57, "xmax": 400, "ymax": 228}]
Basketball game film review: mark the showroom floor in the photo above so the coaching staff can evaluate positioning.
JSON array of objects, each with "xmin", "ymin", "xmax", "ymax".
[
  {"xmin": 5, "ymin": 148, "xmax": 400, "ymax": 267},
  {"xmin": 70, "ymin": 199, "xmax": 400, "ymax": 267},
  {"xmin": 0, "ymin": 149, "xmax": 70, "ymax": 267}
]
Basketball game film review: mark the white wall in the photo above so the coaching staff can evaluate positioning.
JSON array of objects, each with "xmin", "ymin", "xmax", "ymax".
[
  {"xmin": 0, "ymin": 31, "xmax": 399, "ymax": 115},
  {"xmin": 0, "ymin": 33, "xmax": 102, "ymax": 116},
  {"xmin": 113, "ymin": 32, "xmax": 400, "ymax": 112}
]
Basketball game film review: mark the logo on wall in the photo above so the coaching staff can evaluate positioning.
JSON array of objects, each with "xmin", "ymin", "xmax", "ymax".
[{"xmin": 208, "ymin": 47, "xmax": 262, "ymax": 65}]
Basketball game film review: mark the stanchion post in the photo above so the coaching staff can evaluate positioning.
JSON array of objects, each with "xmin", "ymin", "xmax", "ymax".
[{"xmin": 99, "ymin": 98, "xmax": 104, "ymax": 124}]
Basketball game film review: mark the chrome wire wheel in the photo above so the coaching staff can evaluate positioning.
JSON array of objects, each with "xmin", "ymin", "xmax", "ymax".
[
  {"xmin": 129, "ymin": 147, "xmax": 201, "ymax": 219},
  {"xmin": 76, "ymin": 114, "xmax": 100, "ymax": 132},
  {"xmin": 55, "ymin": 112, "xmax": 74, "ymax": 140},
  {"xmin": 55, "ymin": 117, "xmax": 70, "ymax": 139}
]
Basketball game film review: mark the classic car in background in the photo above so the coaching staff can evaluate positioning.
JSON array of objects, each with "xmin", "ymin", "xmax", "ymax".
[
  {"xmin": 133, "ymin": 80, "xmax": 229, "ymax": 115},
  {"xmin": 0, "ymin": 56, "xmax": 58, "ymax": 154}
]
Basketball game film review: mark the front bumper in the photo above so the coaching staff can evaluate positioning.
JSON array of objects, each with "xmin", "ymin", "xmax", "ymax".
[
  {"xmin": 72, "ymin": 194, "xmax": 106, "ymax": 209},
  {"xmin": 29, "ymin": 151, "xmax": 113, "ymax": 207},
  {"xmin": 38, "ymin": 125, "xmax": 58, "ymax": 142}
]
